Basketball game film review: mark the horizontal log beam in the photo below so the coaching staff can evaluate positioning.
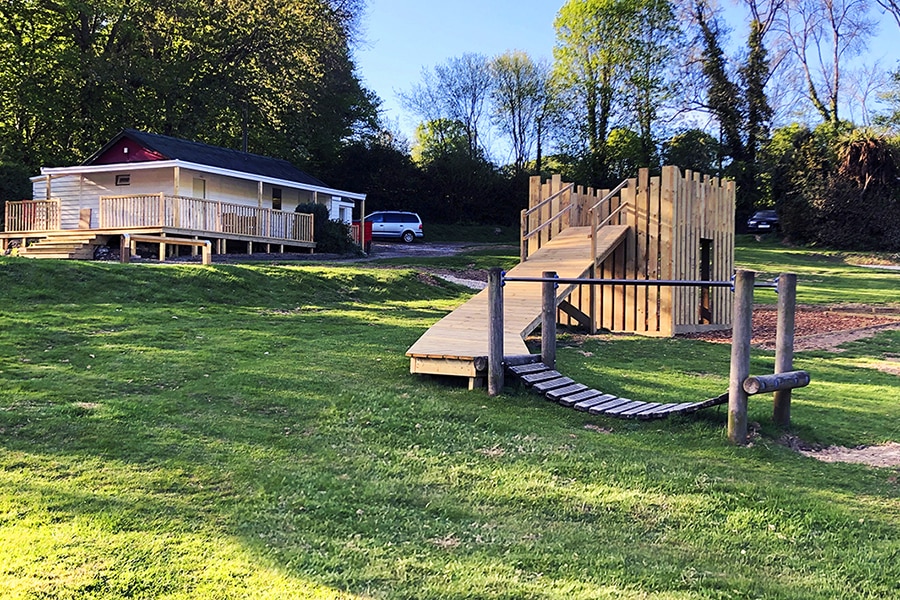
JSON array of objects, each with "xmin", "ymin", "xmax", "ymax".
[{"xmin": 743, "ymin": 371, "xmax": 810, "ymax": 395}]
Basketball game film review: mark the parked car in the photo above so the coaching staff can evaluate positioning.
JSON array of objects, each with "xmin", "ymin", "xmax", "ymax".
[
  {"xmin": 746, "ymin": 209, "xmax": 779, "ymax": 233},
  {"xmin": 365, "ymin": 211, "xmax": 424, "ymax": 243}
]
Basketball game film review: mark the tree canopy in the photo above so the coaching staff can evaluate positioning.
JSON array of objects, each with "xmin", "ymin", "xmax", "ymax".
[{"xmin": 0, "ymin": 0, "xmax": 376, "ymax": 171}]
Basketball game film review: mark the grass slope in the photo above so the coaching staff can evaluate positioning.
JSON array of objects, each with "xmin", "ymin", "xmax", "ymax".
[{"xmin": 1, "ymin": 250, "xmax": 898, "ymax": 599}]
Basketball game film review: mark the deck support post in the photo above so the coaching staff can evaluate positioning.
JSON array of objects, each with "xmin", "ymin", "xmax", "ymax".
[
  {"xmin": 542, "ymin": 271, "xmax": 557, "ymax": 370},
  {"xmin": 773, "ymin": 273, "xmax": 798, "ymax": 427},
  {"xmin": 728, "ymin": 270, "xmax": 755, "ymax": 445},
  {"xmin": 488, "ymin": 268, "xmax": 505, "ymax": 396}
]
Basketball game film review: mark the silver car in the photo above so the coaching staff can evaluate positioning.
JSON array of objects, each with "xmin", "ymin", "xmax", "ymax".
[{"xmin": 365, "ymin": 211, "xmax": 424, "ymax": 243}]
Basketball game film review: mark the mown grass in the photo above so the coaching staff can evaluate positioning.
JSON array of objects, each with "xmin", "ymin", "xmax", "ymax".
[
  {"xmin": 735, "ymin": 234, "xmax": 900, "ymax": 306},
  {"xmin": 1, "ymin": 244, "xmax": 898, "ymax": 599}
]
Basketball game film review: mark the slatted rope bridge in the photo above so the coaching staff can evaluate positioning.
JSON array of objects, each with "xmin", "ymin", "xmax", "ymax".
[{"xmin": 485, "ymin": 269, "xmax": 808, "ymax": 445}]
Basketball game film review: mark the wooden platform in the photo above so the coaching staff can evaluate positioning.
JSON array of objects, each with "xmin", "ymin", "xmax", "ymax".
[
  {"xmin": 507, "ymin": 362, "xmax": 728, "ymax": 420},
  {"xmin": 407, "ymin": 225, "xmax": 628, "ymax": 386}
]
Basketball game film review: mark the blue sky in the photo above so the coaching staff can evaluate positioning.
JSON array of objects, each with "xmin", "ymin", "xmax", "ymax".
[{"xmin": 354, "ymin": 0, "xmax": 900, "ymax": 143}]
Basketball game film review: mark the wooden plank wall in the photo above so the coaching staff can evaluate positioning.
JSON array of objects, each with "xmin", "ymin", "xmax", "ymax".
[
  {"xmin": 670, "ymin": 169, "xmax": 736, "ymax": 334},
  {"xmin": 528, "ymin": 166, "xmax": 735, "ymax": 336}
]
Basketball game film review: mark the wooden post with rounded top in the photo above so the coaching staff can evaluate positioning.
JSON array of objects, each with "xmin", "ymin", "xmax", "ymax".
[
  {"xmin": 773, "ymin": 273, "xmax": 798, "ymax": 426},
  {"xmin": 488, "ymin": 268, "xmax": 505, "ymax": 396},
  {"xmin": 542, "ymin": 271, "xmax": 557, "ymax": 369},
  {"xmin": 728, "ymin": 270, "xmax": 755, "ymax": 444}
]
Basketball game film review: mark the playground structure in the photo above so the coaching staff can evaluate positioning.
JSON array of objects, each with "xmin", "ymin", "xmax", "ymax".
[
  {"xmin": 407, "ymin": 166, "xmax": 736, "ymax": 386},
  {"xmin": 406, "ymin": 166, "xmax": 808, "ymax": 444}
]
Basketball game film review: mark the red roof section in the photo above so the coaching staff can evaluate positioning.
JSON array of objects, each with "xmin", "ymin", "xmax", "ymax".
[{"xmin": 91, "ymin": 136, "xmax": 166, "ymax": 164}]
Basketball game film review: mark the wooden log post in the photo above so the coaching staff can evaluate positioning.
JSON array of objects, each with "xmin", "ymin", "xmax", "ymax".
[
  {"xmin": 488, "ymin": 268, "xmax": 505, "ymax": 396},
  {"xmin": 773, "ymin": 273, "xmax": 798, "ymax": 427},
  {"xmin": 120, "ymin": 235, "xmax": 131, "ymax": 264},
  {"xmin": 728, "ymin": 270, "xmax": 755, "ymax": 445},
  {"xmin": 744, "ymin": 371, "xmax": 810, "ymax": 395},
  {"xmin": 542, "ymin": 271, "xmax": 557, "ymax": 369}
]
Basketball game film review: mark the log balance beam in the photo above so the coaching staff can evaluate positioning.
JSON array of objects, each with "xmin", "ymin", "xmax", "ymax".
[{"xmin": 120, "ymin": 234, "xmax": 212, "ymax": 265}]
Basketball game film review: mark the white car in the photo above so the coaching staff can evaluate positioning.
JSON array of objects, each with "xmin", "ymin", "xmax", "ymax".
[{"xmin": 365, "ymin": 211, "xmax": 424, "ymax": 243}]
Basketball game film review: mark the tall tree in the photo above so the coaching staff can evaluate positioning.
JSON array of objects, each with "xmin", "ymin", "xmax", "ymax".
[
  {"xmin": 553, "ymin": 0, "xmax": 634, "ymax": 185},
  {"xmin": 0, "ymin": 0, "xmax": 375, "ymax": 170},
  {"xmin": 490, "ymin": 51, "xmax": 551, "ymax": 175},
  {"xmin": 621, "ymin": 0, "xmax": 681, "ymax": 168},
  {"xmin": 553, "ymin": 0, "xmax": 680, "ymax": 185},
  {"xmin": 401, "ymin": 53, "xmax": 493, "ymax": 160},
  {"xmin": 775, "ymin": 0, "xmax": 877, "ymax": 127}
]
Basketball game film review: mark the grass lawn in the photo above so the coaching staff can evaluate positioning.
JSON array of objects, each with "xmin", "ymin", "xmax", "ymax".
[{"xmin": 1, "ymin": 241, "xmax": 898, "ymax": 599}]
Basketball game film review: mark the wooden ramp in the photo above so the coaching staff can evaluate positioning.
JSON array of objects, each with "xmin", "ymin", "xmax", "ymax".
[
  {"xmin": 507, "ymin": 362, "xmax": 728, "ymax": 420},
  {"xmin": 407, "ymin": 225, "xmax": 628, "ymax": 387}
]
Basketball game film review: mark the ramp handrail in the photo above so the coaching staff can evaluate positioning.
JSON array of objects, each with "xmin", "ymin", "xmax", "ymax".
[
  {"xmin": 520, "ymin": 183, "xmax": 575, "ymax": 262},
  {"xmin": 588, "ymin": 179, "xmax": 630, "ymax": 267}
]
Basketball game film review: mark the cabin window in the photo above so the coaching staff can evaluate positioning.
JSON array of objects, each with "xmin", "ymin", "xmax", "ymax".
[
  {"xmin": 272, "ymin": 188, "xmax": 282, "ymax": 211},
  {"xmin": 115, "ymin": 174, "xmax": 131, "ymax": 186}
]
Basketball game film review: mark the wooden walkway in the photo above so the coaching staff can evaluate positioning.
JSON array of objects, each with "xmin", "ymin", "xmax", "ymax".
[
  {"xmin": 507, "ymin": 362, "xmax": 728, "ymax": 420},
  {"xmin": 407, "ymin": 225, "xmax": 628, "ymax": 386}
]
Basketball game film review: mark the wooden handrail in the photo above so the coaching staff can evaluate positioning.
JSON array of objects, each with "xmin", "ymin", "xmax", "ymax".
[
  {"xmin": 3, "ymin": 199, "xmax": 61, "ymax": 233},
  {"xmin": 596, "ymin": 203, "xmax": 628, "ymax": 230},
  {"xmin": 99, "ymin": 194, "xmax": 314, "ymax": 244},
  {"xmin": 588, "ymin": 179, "xmax": 628, "ymax": 214},
  {"xmin": 522, "ymin": 204, "xmax": 574, "ymax": 240},
  {"xmin": 523, "ymin": 183, "xmax": 575, "ymax": 217}
]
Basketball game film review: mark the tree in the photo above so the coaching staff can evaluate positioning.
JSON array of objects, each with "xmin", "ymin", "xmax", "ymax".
[
  {"xmin": 690, "ymin": 0, "xmax": 779, "ymax": 215},
  {"xmin": 775, "ymin": 0, "xmax": 878, "ymax": 128},
  {"xmin": 661, "ymin": 129, "xmax": 719, "ymax": 174},
  {"xmin": 401, "ymin": 53, "xmax": 493, "ymax": 160},
  {"xmin": 0, "ymin": 0, "xmax": 376, "ymax": 170},
  {"xmin": 879, "ymin": 0, "xmax": 900, "ymax": 29},
  {"xmin": 621, "ymin": 0, "xmax": 681, "ymax": 168},
  {"xmin": 553, "ymin": 0, "xmax": 681, "ymax": 186},
  {"xmin": 490, "ymin": 51, "xmax": 551, "ymax": 175},
  {"xmin": 553, "ymin": 0, "xmax": 634, "ymax": 185}
]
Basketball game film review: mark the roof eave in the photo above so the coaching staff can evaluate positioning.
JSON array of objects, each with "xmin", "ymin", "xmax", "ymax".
[{"xmin": 37, "ymin": 160, "xmax": 366, "ymax": 201}]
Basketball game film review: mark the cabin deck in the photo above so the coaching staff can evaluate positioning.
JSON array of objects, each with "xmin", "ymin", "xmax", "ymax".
[{"xmin": 407, "ymin": 225, "xmax": 628, "ymax": 387}]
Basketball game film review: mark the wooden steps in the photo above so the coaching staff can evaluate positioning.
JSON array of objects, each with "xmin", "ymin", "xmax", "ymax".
[
  {"xmin": 18, "ymin": 232, "xmax": 103, "ymax": 259},
  {"xmin": 507, "ymin": 362, "xmax": 728, "ymax": 420}
]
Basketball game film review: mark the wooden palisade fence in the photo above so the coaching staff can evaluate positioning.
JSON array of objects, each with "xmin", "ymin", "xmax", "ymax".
[{"xmin": 522, "ymin": 167, "xmax": 736, "ymax": 337}]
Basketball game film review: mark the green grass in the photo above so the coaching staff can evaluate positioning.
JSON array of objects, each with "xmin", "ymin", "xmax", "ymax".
[
  {"xmin": 735, "ymin": 234, "xmax": 900, "ymax": 306},
  {"xmin": 1, "ymin": 242, "xmax": 899, "ymax": 599}
]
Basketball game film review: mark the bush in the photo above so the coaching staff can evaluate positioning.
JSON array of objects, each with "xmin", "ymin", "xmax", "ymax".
[
  {"xmin": 295, "ymin": 203, "xmax": 361, "ymax": 255},
  {"xmin": 762, "ymin": 124, "xmax": 900, "ymax": 251}
]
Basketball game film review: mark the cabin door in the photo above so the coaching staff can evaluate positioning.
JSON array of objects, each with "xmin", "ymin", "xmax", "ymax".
[{"xmin": 192, "ymin": 178, "xmax": 207, "ymax": 199}]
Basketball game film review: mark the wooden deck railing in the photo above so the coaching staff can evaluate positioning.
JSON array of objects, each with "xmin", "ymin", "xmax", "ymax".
[
  {"xmin": 99, "ymin": 194, "xmax": 314, "ymax": 244},
  {"xmin": 4, "ymin": 200, "xmax": 61, "ymax": 233}
]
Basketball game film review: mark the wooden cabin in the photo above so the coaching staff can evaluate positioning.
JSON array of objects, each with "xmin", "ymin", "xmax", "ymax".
[
  {"xmin": 524, "ymin": 167, "xmax": 736, "ymax": 336},
  {"xmin": 1, "ymin": 130, "xmax": 367, "ymax": 259}
]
